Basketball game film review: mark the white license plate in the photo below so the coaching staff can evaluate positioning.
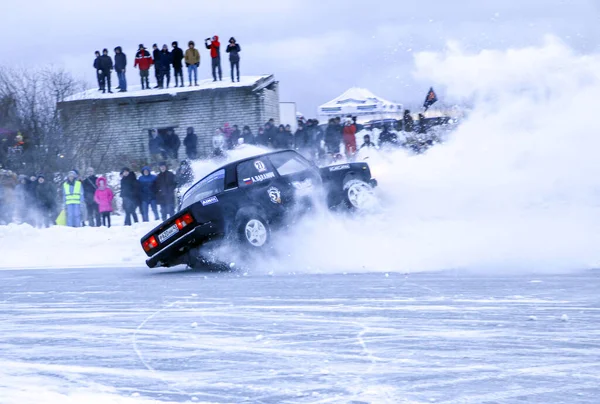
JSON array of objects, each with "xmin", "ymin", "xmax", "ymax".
[{"xmin": 158, "ymin": 224, "xmax": 179, "ymax": 243}]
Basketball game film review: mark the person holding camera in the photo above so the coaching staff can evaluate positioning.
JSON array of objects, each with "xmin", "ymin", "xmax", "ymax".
[
  {"xmin": 205, "ymin": 35, "xmax": 222, "ymax": 82},
  {"xmin": 226, "ymin": 37, "xmax": 241, "ymax": 82}
]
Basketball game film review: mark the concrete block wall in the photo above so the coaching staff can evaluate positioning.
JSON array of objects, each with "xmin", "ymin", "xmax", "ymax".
[{"xmin": 58, "ymin": 75, "xmax": 280, "ymax": 170}]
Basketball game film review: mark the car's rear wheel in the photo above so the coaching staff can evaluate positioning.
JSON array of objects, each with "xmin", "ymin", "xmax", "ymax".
[
  {"xmin": 343, "ymin": 179, "xmax": 376, "ymax": 210},
  {"xmin": 237, "ymin": 215, "xmax": 271, "ymax": 248}
]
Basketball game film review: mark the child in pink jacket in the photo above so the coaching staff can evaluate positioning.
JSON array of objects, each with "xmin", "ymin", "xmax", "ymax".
[{"xmin": 94, "ymin": 177, "xmax": 114, "ymax": 227}]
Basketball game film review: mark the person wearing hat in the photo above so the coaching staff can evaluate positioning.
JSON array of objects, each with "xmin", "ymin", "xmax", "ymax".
[
  {"xmin": 225, "ymin": 37, "xmax": 241, "ymax": 82},
  {"xmin": 184, "ymin": 40, "xmax": 200, "ymax": 86},
  {"xmin": 157, "ymin": 44, "xmax": 173, "ymax": 89},
  {"xmin": 205, "ymin": 35, "xmax": 222, "ymax": 82},
  {"xmin": 134, "ymin": 44, "xmax": 153, "ymax": 90},
  {"xmin": 63, "ymin": 170, "xmax": 84, "ymax": 227},
  {"xmin": 114, "ymin": 46, "xmax": 127, "ymax": 92},
  {"xmin": 93, "ymin": 50, "xmax": 102, "ymax": 91},
  {"xmin": 171, "ymin": 41, "xmax": 184, "ymax": 88},
  {"xmin": 97, "ymin": 49, "xmax": 114, "ymax": 94},
  {"xmin": 82, "ymin": 167, "xmax": 100, "ymax": 227},
  {"xmin": 120, "ymin": 167, "xmax": 140, "ymax": 226},
  {"xmin": 155, "ymin": 162, "xmax": 177, "ymax": 220},
  {"xmin": 152, "ymin": 44, "xmax": 161, "ymax": 88},
  {"xmin": 35, "ymin": 174, "xmax": 57, "ymax": 228}
]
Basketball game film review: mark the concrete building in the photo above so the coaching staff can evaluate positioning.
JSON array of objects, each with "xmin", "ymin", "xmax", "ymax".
[{"xmin": 57, "ymin": 75, "xmax": 279, "ymax": 169}]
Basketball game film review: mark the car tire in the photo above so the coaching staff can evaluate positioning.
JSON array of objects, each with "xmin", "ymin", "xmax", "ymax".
[
  {"xmin": 343, "ymin": 178, "xmax": 375, "ymax": 210},
  {"xmin": 237, "ymin": 214, "xmax": 271, "ymax": 249}
]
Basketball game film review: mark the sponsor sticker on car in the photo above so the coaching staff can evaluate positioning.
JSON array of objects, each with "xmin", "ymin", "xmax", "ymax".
[
  {"xmin": 254, "ymin": 160, "xmax": 267, "ymax": 173},
  {"xmin": 158, "ymin": 224, "xmax": 179, "ymax": 243},
  {"xmin": 252, "ymin": 172, "xmax": 275, "ymax": 182},
  {"xmin": 268, "ymin": 186, "xmax": 282, "ymax": 204},
  {"xmin": 201, "ymin": 196, "xmax": 218, "ymax": 206},
  {"xmin": 329, "ymin": 164, "xmax": 351, "ymax": 172},
  {"xmin": 292, "ymin": 178, "xmax": 313, "ymax": 193}
]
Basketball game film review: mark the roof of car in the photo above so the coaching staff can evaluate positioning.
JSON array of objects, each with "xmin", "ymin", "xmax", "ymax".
[{"xmin": 219, "ymin": 149, "xmax": 295, "ymax": 170}]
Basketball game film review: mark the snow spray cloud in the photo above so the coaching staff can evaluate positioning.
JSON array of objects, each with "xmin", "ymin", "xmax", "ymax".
[{"xmin": 201, "ymin": 37, "xmax": 600, "ymax": 275}]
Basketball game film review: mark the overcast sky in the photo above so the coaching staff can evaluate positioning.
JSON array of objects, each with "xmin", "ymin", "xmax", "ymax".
[{"xmin": 3, "ymin": 0, "xmax": 599, "ymax": 114}]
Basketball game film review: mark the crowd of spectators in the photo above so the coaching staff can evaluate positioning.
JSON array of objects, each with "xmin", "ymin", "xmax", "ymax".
[{"xmin": 93, "ymin": 35, "xmax": 242, "ymax": 93}]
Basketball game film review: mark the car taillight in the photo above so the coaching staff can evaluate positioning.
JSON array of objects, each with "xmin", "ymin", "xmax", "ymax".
[
  {"xmin": 143, "ymin": 236, "xmax": 158, "ymax": 252},
  {"xmin": 175, "ymin": 213, "xmax": 194, "ymax": 230}
]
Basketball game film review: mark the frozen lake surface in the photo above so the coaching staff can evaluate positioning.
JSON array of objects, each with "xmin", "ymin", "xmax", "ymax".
[{"xmin": 1, "ymin": 268, "xmax": 599, "ymax": 403}]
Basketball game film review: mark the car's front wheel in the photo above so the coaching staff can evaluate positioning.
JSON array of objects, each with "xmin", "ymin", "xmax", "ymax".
[
  {"xmin": 237, "ymin": 215, "xmax": 271, "ymax": 248},
  {"xmin": 343, "ymin": 179, "xmax": 376, "ymax": 210}
]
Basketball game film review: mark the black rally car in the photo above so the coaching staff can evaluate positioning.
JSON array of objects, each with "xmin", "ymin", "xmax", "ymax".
[{"xmin": 141, "ymin": 150, "xmax": 377, "ymax": 268}]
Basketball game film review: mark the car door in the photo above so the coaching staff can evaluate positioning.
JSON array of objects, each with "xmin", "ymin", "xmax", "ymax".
[
  {"xmin": 236, "ymin": 156, "xmax": 290, "ymax": 221},
  {"xmin": 267, "ymin": 151, "xmax": 322, "ymax": 207}
]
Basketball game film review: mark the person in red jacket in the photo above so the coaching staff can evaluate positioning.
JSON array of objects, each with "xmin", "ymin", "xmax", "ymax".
[
  {"xmin": 342, "ymin": 117, "xmax": 357, "ymax": 158},
  {"xmin": 134, "ymin": 44, "xmax": 153, "ymax": 90},
  {"xmin": 205, "ymin": 35, "xmax": 222, "ymax": 82}
]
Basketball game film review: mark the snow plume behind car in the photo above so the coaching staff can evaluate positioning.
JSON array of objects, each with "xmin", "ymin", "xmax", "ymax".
[{"xmin": 214, "ymin": 37, "xmax": 600, "ymax": 275}]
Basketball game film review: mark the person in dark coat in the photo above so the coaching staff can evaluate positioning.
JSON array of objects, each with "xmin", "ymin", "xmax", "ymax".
[
  {"xmin": 152, "ymin": 44, "xmax": 161, "ymax": 88},
  {"xmin": 256, "ymin": 126, "xmax": 267, "ymax": 146},
  {"xmin": 175, "ymin": 160, "xmax": 194, "ymax": 188},
  {"xmin": 120, "ymin": 168, "xmax": 139, "ymax": 226},
  {"xmin": 417, "ymin": 113, "xmax": 428, "ymax": 134},
  {"xmin": 138, "ymin": 166, "xmax": 159, "ymax": 222},
  {"xmin": 273, "ymin": 125, "xmax": 292, "ymax": 149},
  {"xmin": 360, "ymin": 134, "xmax": 377, "ymax": 149},
  {"xmin": 403, "ymin": 110, "xmax": 414, "ymax": 132},
  {"xmin": 148, "ymin": 129, "xmax": 166, "ymax": 162},
  {"xmin": 98, "ymin": 49, "xmax": 114, "ymax": 93},
  {"xmin": 114, "ymin": 46, "xmax": 127, "ymax": 92},
  {"xmin": 378, "ymin": 124, "xmax": 398, "ymax": 146},
  {"xmin": 183, "ymin": 127, "xmax": 198, "ymax": 160},
  {"xmin": 171, "ymin": 41, "xmax": 185, "ymax": 88},
  {"xmin": 241, "ymin": 126, "xmax": 254, "ymax": 145},
  {"xmin": 230, "ymin": 125, "xmax": 241, "ymax": 147},
  {"xmin": 35, "ymin": 175, "xmax": 56, "ymax": 228},
  {"xmin": 93, "ymin": 51, "xmax": 102, "ymax": 91},
  {"xmin": 225, "ymin": 37, "xmax": 241, "ymax": 82},
  {"xmin": 157, "ymin": 45, "xmax": 173, "ymax": 89},
  {"xmin": 155, "ymin": 162, "xmax": 177, "ymax": 220},
  {"xmin": 164, "ymin": 129, "xmax": 181, "ymax": 160},
  {"xmin": 82, "ymin": 167, "xmax": 101, "ymax": 227},
  {"xmin": 205, "ymin": 35, "xmax": 222, "ymax": 81},
  {"xmin": 325, "ymin": 119, "xmax": 342, "ymax": 154},
  {"xmin": 294, "ymin": 121, "xmax": 308, "ymax": 151},
  {"xmin": 264, "ymin": 119, "xmax": 277, "ymax": 147}
]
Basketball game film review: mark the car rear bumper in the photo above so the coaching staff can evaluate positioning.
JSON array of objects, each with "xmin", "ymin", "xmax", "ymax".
[{"xmin": 146, "ymin": 222, "xmax": 217, "ymax": 268}]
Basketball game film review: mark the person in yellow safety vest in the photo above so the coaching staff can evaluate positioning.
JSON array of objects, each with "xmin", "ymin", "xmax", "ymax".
[{"xmin": 63, "ymin": 170, "xmax": 84, "ymax": 228}]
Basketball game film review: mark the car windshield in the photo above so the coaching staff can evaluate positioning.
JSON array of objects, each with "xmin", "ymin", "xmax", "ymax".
[{"xmin": 180, "ymin": 169, "xmax": 225, "ymax": 210}]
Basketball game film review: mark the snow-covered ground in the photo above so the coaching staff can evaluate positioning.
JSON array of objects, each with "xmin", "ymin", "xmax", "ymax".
[
  {"xmin": 1, "ymin": 269, "xmax": 599, "ymax": 403},
  {"xmin": 64, "ymin": 76, "xmax": 271, "ymax": 101}
]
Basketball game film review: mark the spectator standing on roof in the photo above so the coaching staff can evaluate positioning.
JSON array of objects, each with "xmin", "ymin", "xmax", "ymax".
[
  {"xmin": 184, "ymin": 127, "xmax": 198, "ymax": 160},
  {"xmin": 63, "ymin": 170, "xmax": 84, "ymax": 228},
  {"xmin": 94, "ymin": 177, "xmax": 114, "ymax": 228},
  {"xmin": 226, "ymin": 37, "xmax": 241, "ymax": 82},
  {"xmin": 152, "ymin": 44, "xmax": 161, "ymax": 88},
  {"xmin": 157, "ymin": 44, "xmax": 173, "ymax": 89},
  {"xmin": 93, "ymin": 51, "xmax": 102, "ymax": 91},
  {"xmin": 82, "ymin": 167, "xmax": 100, "ymax": 227},
  {"xmin": 155, "ymin": 162, "xmax": 177, "ymax": 220},
  {"xmin": 134, "ymin": 44, "xmax": 153, "ymax": 90},
  {"xmin": 98, "ymin": 49, "xmax": 114, "ymax": 94},
  {"xmin": 120, "ymin": 167, "xmax": 139, "ymax": 226},
  {"xmin": 138, "ymin": 166, "xmax": 159, "ymax": 222},
  {"xmin": 114, "ymin": 46, "xmax": 127, "ymax": 92},
  {"xmin": 35, "ymin": 175, "xmax": 56, "ymax": 228},
  {"xmin": 171, "ymin": 41, "xmax": 184, "ymax": 88},
  {"xmin": 205, "ymin": 35, "xmax": 222, "ymax": 82},
  {"xmin": 184, "ymin": 41, "xmax": 200, "ymax": 86}
]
